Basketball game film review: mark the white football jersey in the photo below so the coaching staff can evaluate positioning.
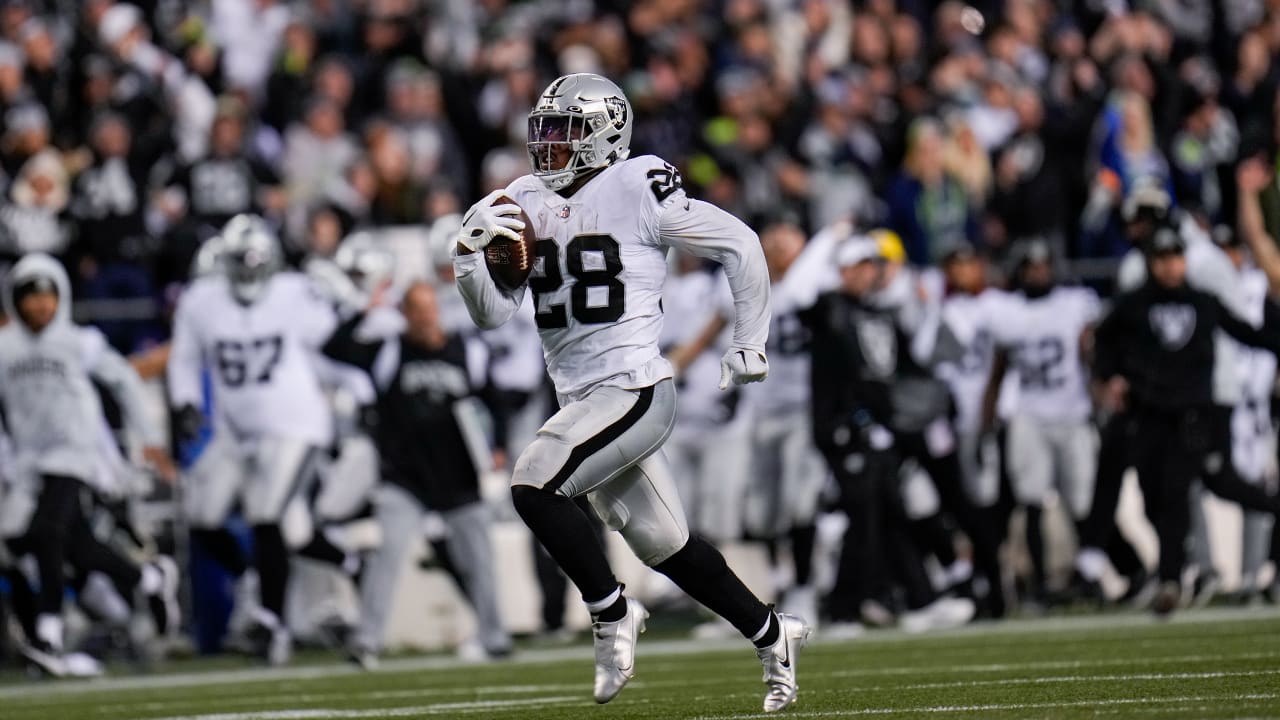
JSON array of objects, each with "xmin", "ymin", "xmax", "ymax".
[
  {"xmin": 664, "ymin": 267, "xmax": 735, "ymax": 427},
  {"xmin": 741, "ymin": 274, "xmax": 812, "ymax": 416},
  {"xmin": 169, "ymin": 272, "xmax": 337, "ymax": 444},
  {"xmin": 992, "ymin": 286, "xmax": 1100, "ymax": 422},
  {"xmin": 1228, "ymin": 267, "xmax": 1276, "ymax": 480},
  {"xmin": 937, "ymin": 288, "xmax": 1021, "ymax": 433},
  {"xmin": 1229, "ymin": 267, "xmax": 1276, "ymax": 401},
  {"xmin": 455, "ymin": 155, "xmax": 770, "ymax": 402}
]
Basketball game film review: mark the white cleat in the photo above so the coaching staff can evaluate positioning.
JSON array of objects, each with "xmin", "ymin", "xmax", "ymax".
[
  {"xmin": 758, "ymin": 612, "xmax": 811, "ymax": 713},
  {"xmin": 592, "ymin": 597, "xmax": 648, "ymax": 704},
  {"xmin": 900, "ymin": 596, "xmax": 975, "ymax": 634}
]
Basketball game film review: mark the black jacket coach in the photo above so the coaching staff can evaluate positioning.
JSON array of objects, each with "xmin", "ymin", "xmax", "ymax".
[
  {"xmin": 322, "ymin": 312, "xmax": 482, "ymax": 511},
  {"xmin": 1095, "ymin": 281, "xmax": 1280, "ymax": 411}
]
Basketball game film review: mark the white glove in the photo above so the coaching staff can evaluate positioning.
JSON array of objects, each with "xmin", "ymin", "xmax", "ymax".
[
  {"xmin": 458, "ymin": 189, "xmax": 525, "ymax": 253},
  {"xmin": 718, "ymin": 347, "xmax": 769, "ymax": 390}
]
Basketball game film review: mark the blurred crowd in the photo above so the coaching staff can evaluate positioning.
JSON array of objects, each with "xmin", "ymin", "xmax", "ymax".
[{"xmin": 0, "ymin": 0, "xmax": 1275, "ymax": 353}]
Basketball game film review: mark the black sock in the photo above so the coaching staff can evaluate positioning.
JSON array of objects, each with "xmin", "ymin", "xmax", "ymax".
[
  {"xmin": 1026, "ymin": 506, "xmax": 1046, "ymax": 591},
  {"xmin": 653, "ymin": 535, "xmax": 772, "ymax": 640},
  {"xmin": 594, "ymin": 594, "xmax": 628, "ymax": 623},
  {"xmin": 191, "ymin": 528, "xmax": 249, "ymax": 577},
  {"xmin": 252, "ymin": 524, "xmax": 289, "ymax": 621},
  {"xmin": 512, "ymin": 485, "xmax": 619, "ymax": 603},
  {"xmin": 297, "ymin": 532, "xmax": 345, "ymax": 568},
  {"xmin": 754, "ymin": 612, "xmax": 781, "ymax": 649},
  {"xmin": 790, "ymin": 525, "xmax": 816, "ymax": 587}
]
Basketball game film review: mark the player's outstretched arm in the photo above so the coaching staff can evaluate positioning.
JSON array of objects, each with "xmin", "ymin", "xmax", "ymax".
[
  {"xmin": 82, "ymin": 327, "xmax": 171, "ymax": 478},
  {"xmin": 659, "ymin": 198, "xmax": 770, "ymax": 386},
  {"xmin": 166, "ymin": 292, "xmax": 205, "ymax": 413}
]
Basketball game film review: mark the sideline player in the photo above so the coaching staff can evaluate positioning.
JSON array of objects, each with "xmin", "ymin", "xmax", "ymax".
[
  {"xmin": 453, "ymin": 73, "xmax": 809, "ymax": 712},
  {"xmin": 168, "ymin": 215, "xmax": 337, "ymax": 664}
]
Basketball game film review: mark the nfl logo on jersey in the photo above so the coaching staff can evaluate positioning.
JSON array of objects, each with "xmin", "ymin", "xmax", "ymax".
[{"xmin": 559, "ymin": 205, "xmax": 572, "ymax": 219}]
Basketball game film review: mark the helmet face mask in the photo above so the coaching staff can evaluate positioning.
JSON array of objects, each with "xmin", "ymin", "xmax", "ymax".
[
  {"xmin": 219, "ymin": 214, "xmax": 281, "ymax": 305},
  {"xmin": 527, "ymin": 73, "xmax": 632, "ymax": 191}
]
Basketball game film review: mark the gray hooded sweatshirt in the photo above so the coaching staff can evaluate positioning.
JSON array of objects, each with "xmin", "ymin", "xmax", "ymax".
[{"xmin": 0, "ymin": 253, "xmax": 161, "ymax": 482}]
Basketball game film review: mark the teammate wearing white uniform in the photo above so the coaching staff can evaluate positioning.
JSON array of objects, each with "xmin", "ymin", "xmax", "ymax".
[
  {"xmin": 936, "ymin": 250, "xmax": 1017, "ymax": 510},
  {"xmin": 1213, "ymin": 227, "xmax": 1277, "ymax": 598},
  {"xmin": 168, "ymin": 215, "xmax": 337, "ymax": 664},
  {"xmin": 453, "ymin": 73, "xmax": 808, "ymax": 712},
  {"xmin": 664, "ymin": 254, "xmax": 751, "ymax": 544},
  {"xmin": 673, "ymin": 220, "xmax": 827, "ymax": 619},
  {"xmin": 988, "ymin": 242, "xmax": 1100, "ymax": 523}
]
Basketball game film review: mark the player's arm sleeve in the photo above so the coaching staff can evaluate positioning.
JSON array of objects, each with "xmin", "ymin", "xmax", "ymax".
[
  {"xmin": 321, "ymin": 312, "xmax": 384, "ymax": 372},
  {"xmin": 82, "ymin": 330, "xmax": 164, "ymax": 447},
  {"xmin": 1115, "ymin": 250, "xmax": 1146, "ymax": 292},
  {"xmin": 1218, "ymin": 296, "xmax": 1280, "ymax": 353},
  {"xmin": 297, "ymin": 281, "xmax": 340, "ymax": 347},
  {"xmin": 453, "ymin": 250, "xmax": 526, "ymax": 330},
  {"xmin": 1195, "ymin": 245, "xmax": 1255, "ymax": 324},
  {"xmin": 1091, "ymin": 301, "xmax": 1126, "ymax": 381},
  {"xmin": 166, "ymin": 294, "xmax": 205, "ymax": 411},
  {"xmin": 779, "ymin": 223, "xmax": 847, "ymax": 310},
  {"xmin": 658, "ymin": 199, "xmax": 770, "ymax": 352}
]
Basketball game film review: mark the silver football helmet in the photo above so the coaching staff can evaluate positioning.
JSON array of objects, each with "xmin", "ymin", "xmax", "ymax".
[
  {"xmin": 334, "ymin": 232, "xmax": 395, "ymax": 296},
  {"xmin": 190, "ymin": 234, "xmax": 225, "ymax": 279},
  {"xmin": 220, "ymin": 214, "xmax": 282, "ymax": 305},
  {"xmin": 527, "ymin": 73, "xmax": 632, "ymax": 191}
]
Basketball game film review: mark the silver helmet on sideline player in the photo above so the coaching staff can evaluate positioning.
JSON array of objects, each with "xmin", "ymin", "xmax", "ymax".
[
  {"xmin": 220, "ymin": 214, "xmax": 282, "ymax": 305},
  {"xmin": 527, "ymin": 73, "xmax": 633, "ymax": 191},
  {"xmin": 334, "ymin": 232, "xmax": 395, "ymax": 299}
]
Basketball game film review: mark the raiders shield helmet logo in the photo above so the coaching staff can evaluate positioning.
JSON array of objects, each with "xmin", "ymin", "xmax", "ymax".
[
  {"xmin": 1149, "ymin": 303, "xmax": 1196, "ymax": 350},
  {"xmin": 857, "ymin": 316, "xmax": 898, "ymax": 377}
]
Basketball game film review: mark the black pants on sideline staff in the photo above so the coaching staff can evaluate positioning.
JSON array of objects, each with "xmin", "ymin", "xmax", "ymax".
[{"xmin": 825, "ymin": 445, "xmax": 934, "ymax": 621}]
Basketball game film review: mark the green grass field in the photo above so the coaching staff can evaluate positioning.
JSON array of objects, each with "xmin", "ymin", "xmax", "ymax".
[{"xmin": 3, "ymin": 607, "xmax": 1278, "ymax": 719}]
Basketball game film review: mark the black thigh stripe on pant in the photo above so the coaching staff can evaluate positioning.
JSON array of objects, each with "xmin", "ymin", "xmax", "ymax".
[
  {"xmin": 280, "ymin": 446, "xmax": 325, "ymax": 519},
  {"xmin": 543, "ymin": 385, "xmax": 656, "ymax": 494}
]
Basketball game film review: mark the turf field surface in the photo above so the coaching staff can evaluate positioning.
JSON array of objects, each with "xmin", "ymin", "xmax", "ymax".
[{"xmin": 2, "ymin": 606, "xmax": 1278, "ymax": 719}]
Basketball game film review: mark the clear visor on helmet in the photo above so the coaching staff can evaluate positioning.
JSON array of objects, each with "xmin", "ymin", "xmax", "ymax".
[{"xmin": 527, "ymin": 114, "xmax": 587, "ymax": 173}]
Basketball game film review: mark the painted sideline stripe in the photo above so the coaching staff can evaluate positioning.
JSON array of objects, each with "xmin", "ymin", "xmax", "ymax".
[
  {"xmin": 3, "ymin": 606, "xmax": 1277, "ymax": 701},
  {"xmin": 148, "ymin": 696, "xmax": 582, "ymax": 720},
  {"xmin": 693, "ymin": 693, "xmax": 1280, "ymax": 719}
]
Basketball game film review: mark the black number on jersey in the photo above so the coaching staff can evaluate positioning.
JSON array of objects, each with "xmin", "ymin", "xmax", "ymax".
[
  {"xmin": 1014, "ymin": 337, "xmax": 1066, "ymax": 390},
  {"xmin": 958, "ymin": 328, "xmax": 993, "ymax": 375},
  {"xmin": 646, "ymin": 164, "xmax": 683, "ymax": 202},
  {"xmin": 775, "ymin": 312, "xmax": 809, "ymax": 356},
  {"xmin": 530, "ymin": 234, "xmax": 626, "ymax": 329},
  {"xmin": 529, "ymin": 239, "xmax": 567, "ymax": 329},
  {"xmin": 214, "ymin": 335, "xmax": 284, "ymax": 387}
]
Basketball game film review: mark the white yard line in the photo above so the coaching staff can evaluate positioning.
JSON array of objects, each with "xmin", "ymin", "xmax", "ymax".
[
  {"xmin": 144, "ymin": 696, "xmax": 584, "ymax": 720},
  {"xmin": 826, "ymin": 650, "xmax": 1280, "ymax": 678},
  {"xmin": 692, "ymin": 693, "xmax": 1280, "ymax": 719},
  {"xmin": 2, "ymin": 606, "xmax": 1276, "ymax": 701}
]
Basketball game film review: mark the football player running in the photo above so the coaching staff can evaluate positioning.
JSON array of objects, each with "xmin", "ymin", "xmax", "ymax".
[
  {"xmin": 168, "ymin": 215, "xmax": 338, "ymax": 664},
  {"xmin": 453, "ymin": 73, "xmax": 809, "ymax": 712}
]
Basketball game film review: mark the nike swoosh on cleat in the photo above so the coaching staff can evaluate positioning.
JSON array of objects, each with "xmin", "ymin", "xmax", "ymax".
[{"xmin": 779, "ymin": 637, "xmax": 791, "ymax": 669}]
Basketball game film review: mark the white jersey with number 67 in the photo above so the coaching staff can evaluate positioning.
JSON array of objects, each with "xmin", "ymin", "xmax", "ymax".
[
  {"xmin": 168, "ymin": 272, "xmax": 337, "ymax": 444},
  {"xmin": 454, "ymin": 155, "xmax": 771, "ymax": 403}
]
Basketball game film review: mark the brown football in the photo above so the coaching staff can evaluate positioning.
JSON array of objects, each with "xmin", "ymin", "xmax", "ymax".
[{"xmin": 483, "ymin": 195, "xmax": 537, "ymax": 291}]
